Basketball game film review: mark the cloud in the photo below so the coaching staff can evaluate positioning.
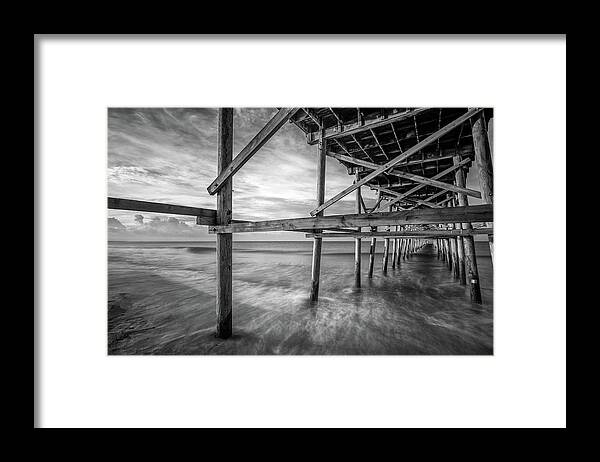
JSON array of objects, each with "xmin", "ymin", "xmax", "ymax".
[
  {"xmin": 108, "ymin": 108, "xmax": 387, "ymax": 240},
  {"xmin": 108, "ymin": 217, "xmax": 126, "ymax": 230},
  {"xmin": 108, "ymin": 213, "xmax": 210, "ymax": 241}
]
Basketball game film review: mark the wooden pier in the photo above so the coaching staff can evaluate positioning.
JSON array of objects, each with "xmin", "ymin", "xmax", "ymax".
[{"xmin": 108, "ymin": 107, "xmax": 494, "ymax": 339}]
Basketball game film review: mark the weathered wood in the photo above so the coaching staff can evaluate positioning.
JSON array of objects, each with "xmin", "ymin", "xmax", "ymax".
[
  {"xmin": 452, "ymin": 197, "xmax": 467, "ymax": 285},
  {"xmin": 108, "ymin": 197, "xmax": 217, "ymax": 224},
  {"xmin": 310, "ymin": 108, "xmax": 483, "ymax": 216},
  {"xmin": 371, "ymin": 185, "xmax": 444, "ymax": 209},
  {"xmin": 305, "ymin": 228, "xmax": 493, "ymax": 238},
  {"xmin": 391, "ymin": 225, "xmax": 397, "ymax": 270},
  {"xmin": 382, "ymin": 236, "xmax": 390, "ymax": 274},
  {"xmin": 472, "ymin": 113, "xmax": 494, "ymax": 264},
  {"xmin": 385, "ymin": 158, "xmax": 472, "ymax": 208},
  {"xmin": 450, "ymin": 235, "xmax": 459, "ymax": 279},
  {"xmin": 368, "ymin": 226, "xmax": 376, "ymax": 278},
  {"xmin": 209, "ymin": 204, "xmax": 493, "ymax": 234},
  {"xmin": 456, "ymin": 235, "xmax": 466, "ymax": 285},
  {"xmin": 207, "ymin": 108, "xmax": 299, "ymax": 195},
  {"xmin": 472, "ymin": 113, "xmax": 494, "ymax": 206},
  {"xmin": 453, "ymin": 155, "xmax": 482, "ymax": 303},
  {"xmin": 307, "ymin": 108, "xmax": 430, "ymax": 145},
  {"xmin": 216, "ymin": 109, "xmax": 233, "ymax": 339},
  {"xmin": 327, "ymin": 151, "xmax": 481, "ymax": 199},
  {"xmin": 407, "ymin": 189, "xmax": 449, "ymax": 210},
  {"xmin": 354, "ymin": 172, "xmax": 362, "ymax": 288},
  {"xmin": 309, "ymin": 132, "xmax": 327, "ymax": 302},
  {"xmin": 395, "ymin": 226, "xmax": 402, "ymax": 267}
]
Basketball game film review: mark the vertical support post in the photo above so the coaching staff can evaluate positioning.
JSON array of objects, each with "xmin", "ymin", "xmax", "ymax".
[
  {"xmin": 391, "ymin": 228, "xmax": 397, "ymax": 269},
  {"xmin": 216, "ymin": 108, "xmax": 233, "ymax": 339},
  {"xmin": 382, "ymin": 236, "xmax": 389, "ymax": 274},
  {"xmin": 472, "ymin": 112, "xmax": 494, "ymax": 264},
  {"xmin": 396, "ymin": 227, "xmax": 402, "ymax": 267},
  {"xmin": 368, "ymin": 226, "xmax": 376, "ymax": 278},
  {"xmin": 354, "ymin": 171, "xmax": 362, "ymax": 288},
  {"xmin": 450, "ymin": 235, "xmax": 459, "ymax": 279},
  {"xmin": 453, "ymin": 198, "xmax": 466, "ymax": 285},
  {"xmin": 309, "ymin": 129, "xmax": 327, "ymax": 302},
  {"xmin": 453, "ymin": 154, "xmax": 482, "ymax": 303}
]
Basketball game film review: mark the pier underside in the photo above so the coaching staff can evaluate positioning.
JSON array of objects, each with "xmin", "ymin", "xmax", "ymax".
[{"xmin": 108, "ymin": 107, "xmax": 494, "ymax": 344}]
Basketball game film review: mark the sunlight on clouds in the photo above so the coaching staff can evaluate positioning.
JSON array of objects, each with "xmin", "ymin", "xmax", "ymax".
[{"xmin": 108, "ymin": 108, "xmax": 360, "ymax": 240}]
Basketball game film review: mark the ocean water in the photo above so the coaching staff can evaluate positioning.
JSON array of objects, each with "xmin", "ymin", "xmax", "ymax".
[{"xmin": 108, "ymin": 240, "xmax": 493, "ymax": 355}]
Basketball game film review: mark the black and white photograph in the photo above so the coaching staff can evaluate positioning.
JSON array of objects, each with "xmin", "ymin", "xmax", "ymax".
[{"xmin": 108, "ymin": 107, "xmax": 494, "ymax": 355}]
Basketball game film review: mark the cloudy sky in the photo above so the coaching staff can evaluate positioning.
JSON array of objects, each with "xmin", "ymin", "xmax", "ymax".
[{"xmin": 108, "ymin": 108, "xmax": 481, "ymax": 241}]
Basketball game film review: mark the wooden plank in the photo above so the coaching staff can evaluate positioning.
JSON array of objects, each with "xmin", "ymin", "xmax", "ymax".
[
  {"xmin": 216, "ymin": 108, "xmax": 233, "ymax": 339},
  {"xmin": 207, "ymin": 108, "xmax": 299, "ymax": 195},
  {"xmin": 305, "ymin": 228, "xmax": 493, "ymax": 238},
  {"xmin": 108, "ymin": 197, "xmax": 217, "ymax": 224},
  {"xmin": 310, "ymin": 108, "xmax": 483, "ymax": 216},
  {"xmin": 306, "ymin": 108, "xmax": 430, "ymax": 145},
  {"xmin": 209, "ymin": 204, "xmax": 493, "ymax": 234}
]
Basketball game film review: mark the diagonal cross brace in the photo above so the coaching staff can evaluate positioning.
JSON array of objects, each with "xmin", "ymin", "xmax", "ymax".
[
  {"xmin": 386, "ymin": 158, "xmax": 472, "ymax": 207},
  {"xmin": 309, "ymin": 108, "xmax": 483, "ymax": 216}
]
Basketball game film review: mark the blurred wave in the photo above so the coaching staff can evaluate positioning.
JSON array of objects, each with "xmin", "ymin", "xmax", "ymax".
[{"xmin": 108, "ymin": 240, "xmax": 493, "ymax": 355}]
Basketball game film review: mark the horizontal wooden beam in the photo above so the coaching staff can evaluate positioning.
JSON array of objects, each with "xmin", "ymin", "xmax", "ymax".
[
  {"xmin": 305, "ymin": 228, "xmax": 494, "ymax": 238},
  {"xmin": 107, "ymin": 197, "xmax": 250, "ymax": 226},
  {"xmin": 310, "ymin": 108, "xmax": 483, "ymax": 217},
  {"xmin": 108, "ymin": 197, "xmax": 217, "ymax": 224},
  {"xmin": 207, "ymin": 107, "xmax": 299, "ymax": 195},
  {"xmin": 208, "ymin": 204, "xmax": 492, "ymax": 234},
  {"xmin": 306, "ymin": 108, "xmax": 430, "ymax": 145}
]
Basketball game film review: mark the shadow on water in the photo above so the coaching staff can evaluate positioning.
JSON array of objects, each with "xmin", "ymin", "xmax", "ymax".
[{"xmin": 108, "ymin": 242, "xmax": 493, "ymax": 355}]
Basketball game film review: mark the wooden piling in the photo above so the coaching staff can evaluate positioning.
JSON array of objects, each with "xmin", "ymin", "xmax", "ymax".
[
  {"xmin": 368, "ymin": 226, "xmax": 376, "ymax": 278},
  {"xmin": 216, "ymin": 108, "xmax": 233, "ymax": 339},
  {"xmin": 472, "ymin": 113, "xmax": 494, "ymax": 264},
  {"xmin": 456, "ymin": 235, "xmax": 466, "ymax": 285},
  {"xmin": 354, "ymin": 171, "xmax": 361, "ymax": 288},
  {"xmin": 396, "ymin": 227, "xmax": 402, "ymax": 267},
  {"xmin": 453, "ymin": 154, "xmax": 482, "ymax": 303},
  {"xmin": 450, "ymin": 235, "xmax": 459, "ymax": 279},
  {"xmin": 391, "ymin": 228, "xmax": 397, "ymax": 269},
  {"xmin": 453, "ymin": 198, "xmax": 466, "ymax": 285},
  {"xmin": 382, "ymin": 236, "xmax": 389, "ymax": 273},
  {"xmin": 309, "ymin": 132, "xmax": 327, "ymax": 302}
]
